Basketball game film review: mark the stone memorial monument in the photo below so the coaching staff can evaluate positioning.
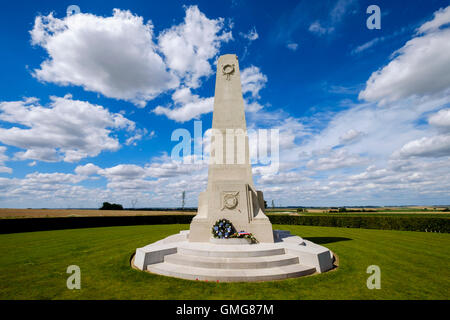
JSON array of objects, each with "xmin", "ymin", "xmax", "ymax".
[
  {"xmin": 133, "ymin": 54, "xmax": 335, "ymax": 282},
  {"xmin": 189, "ymin": 54, "xmax": 273, "ymax": 243}
]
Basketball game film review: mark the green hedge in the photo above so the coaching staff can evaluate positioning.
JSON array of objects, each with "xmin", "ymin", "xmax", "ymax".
[
  {"xmin": 1, "ymin": 214, "xmax": 448, "ymax": 234},
  {"xmin": 267, "ymin": 215, "xmax": 450, "ymax": 233},
  {"xmin": 0, "ymin": 215, "xmax": 196, "ymax": 234}
]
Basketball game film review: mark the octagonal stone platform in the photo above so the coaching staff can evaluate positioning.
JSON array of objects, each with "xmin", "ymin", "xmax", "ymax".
[{"xmin": 133, "ymin": 230, "xmax": 335, "ymax": 282}]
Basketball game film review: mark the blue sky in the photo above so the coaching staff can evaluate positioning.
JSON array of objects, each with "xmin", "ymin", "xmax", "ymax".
[{"xmin": 0, "ymin": 0, "xmax": 449, "ymax": 208}]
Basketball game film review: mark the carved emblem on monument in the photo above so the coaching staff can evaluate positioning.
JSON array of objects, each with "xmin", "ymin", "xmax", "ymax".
[
  {"xmin": 222, "ymin": 64, "xmax": 235, "ymax": 80},
  {"xmin": 221, "ymin": 191, "xmax": 239, "ymax": 210}
]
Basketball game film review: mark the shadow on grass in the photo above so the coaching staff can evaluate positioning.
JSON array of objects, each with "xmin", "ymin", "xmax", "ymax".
[{"xmin": 304, "ymin": 237, "xmax": 352, "ymax": 244}]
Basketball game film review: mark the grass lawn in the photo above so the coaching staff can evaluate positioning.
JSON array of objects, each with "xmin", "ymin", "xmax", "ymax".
[{"xmin": 0, "ymin": 224, "xmax": 448, "ymax": 299}]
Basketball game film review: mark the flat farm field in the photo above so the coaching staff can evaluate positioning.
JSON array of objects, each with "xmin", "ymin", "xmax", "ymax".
[{"xmin": 0, "ymin": 209, "xmax": 194, "ymax": 219}]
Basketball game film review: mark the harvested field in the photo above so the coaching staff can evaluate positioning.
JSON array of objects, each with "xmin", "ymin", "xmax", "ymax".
[{"xmin": 0, "ymin": 209, "xmax": 194, "ymax": 219}]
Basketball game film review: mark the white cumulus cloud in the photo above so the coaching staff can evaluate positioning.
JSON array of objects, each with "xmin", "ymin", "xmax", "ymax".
[
  {"xmin": 152, "ymin": 87, "xmax": 214, "ymax": 122},
  {"xmin": 99, "ymin": 164, "xmax": 147, "ymax": 181},
  {"xmin": 339, "ymin": 129, "xmax": 365, "ymax": 144},
  {"xmin": 429, "ymin": 108, "xmax": 450, "ymax": 131},
  {"xmin": 75, "ymin": 163, "xmax": 102, "ymax": 176},
  {"xmin": 31, "ymin": 9, "xmax": 178, "ymax": 107},
  {"xmin": 396, "ymin": 135, "xmax": 450, "ymax": 158},
  {"xmin": 359, "ymin": 5, "xmax": 450, "ymax": 104},
  {"xmin": 0, "ymin": 146, "xmax": 12, "ymax": 174},
  {"xmin": 0, "ymin": 95, "xmax": 135, "ymax": 162},
  {"xmin": 306, "ymin": 149, "xmax": 368, "ymax": 171},
  {"xmin": 241, "ymin": 66, "xmax": 268, "ymax": 99},
  {"xmin": 158, "ymin": 5, "xmax": 232, "ymax": 89}
]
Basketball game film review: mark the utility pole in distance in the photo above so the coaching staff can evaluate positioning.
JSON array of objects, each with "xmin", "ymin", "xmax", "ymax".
[{"xmin": 182, "ymin": 191, "xmax": 186, "ymax": 209}]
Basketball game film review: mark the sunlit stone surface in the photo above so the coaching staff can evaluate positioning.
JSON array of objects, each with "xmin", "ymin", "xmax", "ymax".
[
  {"xmin": 133, "ymin": 54, "xmax": 334, "ymax": 281},
  {"xmin": 189, "ymin": 54, "xmax": 274, "ymax": 243}
]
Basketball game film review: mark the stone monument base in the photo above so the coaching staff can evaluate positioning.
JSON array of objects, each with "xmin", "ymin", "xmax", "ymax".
[
  {"xmin": 189, "ymin": 216, "xmax": 275, "ymax": 243},
  {"xmin": 133, "ymin": 230, "xmax": 335, "ymax": 282}
]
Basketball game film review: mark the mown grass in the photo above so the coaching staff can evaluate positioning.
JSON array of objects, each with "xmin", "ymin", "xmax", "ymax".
[{"xmin": 0, "ymin": 224, "xmax": 448, "ymax": 299}]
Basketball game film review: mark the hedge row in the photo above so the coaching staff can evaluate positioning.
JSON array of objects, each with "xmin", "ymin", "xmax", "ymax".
[
  {"xmin": 0, "ymin": 215, "xmax": 195, "ymax": 234},
  {"xmin": 268, "ymin": 215, "xmax": 450, "ymax": 233},
  {"xmin": 0, "ymin": 214, "xmax": 448, "ymax": 234}
]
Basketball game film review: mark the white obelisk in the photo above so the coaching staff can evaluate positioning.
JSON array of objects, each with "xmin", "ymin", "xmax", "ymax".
[{"xmin": 189, "ymin": 54, "xmax": 274, "ymax": 243}]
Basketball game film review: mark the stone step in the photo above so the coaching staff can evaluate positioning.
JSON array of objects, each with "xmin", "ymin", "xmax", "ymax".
[
  {"xmin": 164, "ymin": 253, "xmax": 299, "ymax": 269},
  {"xmin": 147, "ymin": 262, "xmax": 316, "ymax": 282},
  {"xmin": 177, "ymin": 243, "xmax": 286, "ymax": 258}
]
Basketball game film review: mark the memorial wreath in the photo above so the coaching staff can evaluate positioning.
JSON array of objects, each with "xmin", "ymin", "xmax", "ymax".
[
  {"xmin": 212, "ymin": 219, "xmax": 235, "ymax": 239},
  {"xmin": 229, "ymin": 231, "xmax": 258, "ymax": 244},
  {"xmin": 211, "ymin": 219, "xmax": 258, "ymax": 243}
]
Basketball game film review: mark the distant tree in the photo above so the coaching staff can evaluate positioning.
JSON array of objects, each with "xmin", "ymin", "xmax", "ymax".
[
  {"xmin": 338, "ymin": 207, "xmax": 347, "ymax": 213},
  {"xmin": 100, "ymin": 202, "xmax": 123, "ymax": 210},
  {"xmin": 264, "ymin": 200, "xmax": 267, "ymax": 209}
]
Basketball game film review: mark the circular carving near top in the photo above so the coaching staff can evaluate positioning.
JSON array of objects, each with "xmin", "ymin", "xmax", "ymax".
[
  {"xmin": 223, "ymin": 192, "xmax": 239, "ymax": 209},
  {"xmin": 222, "ymin": 64, "xmax": 235, "ymax": 80}
]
